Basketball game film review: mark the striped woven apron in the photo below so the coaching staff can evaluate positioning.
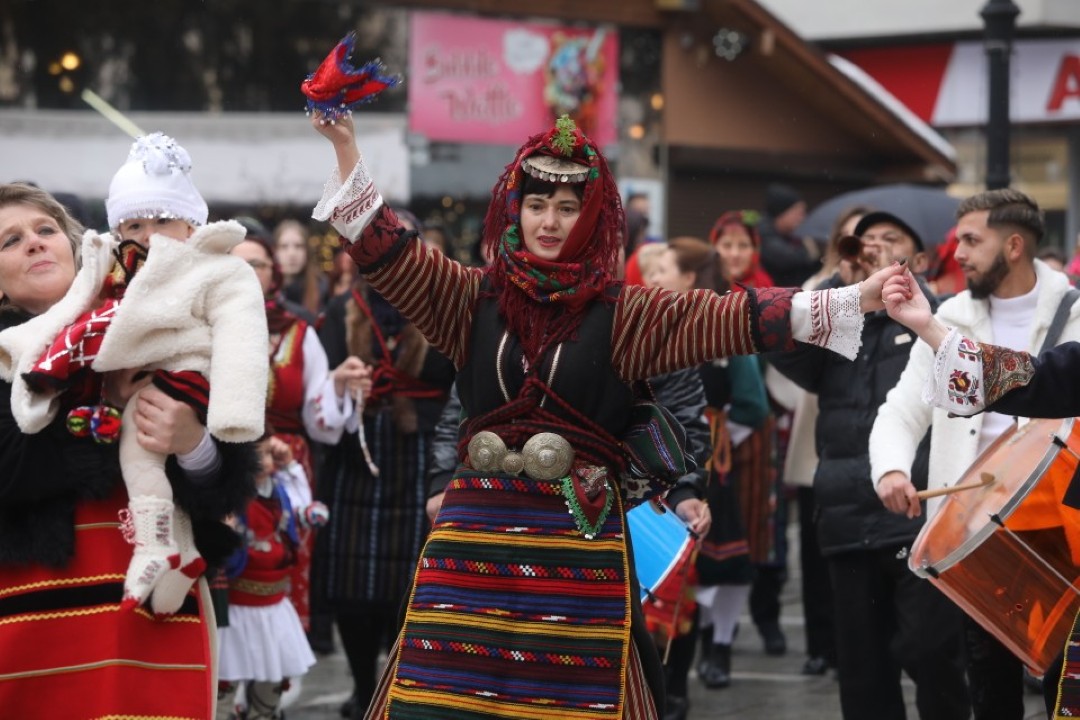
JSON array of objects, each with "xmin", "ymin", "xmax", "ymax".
[{"xmin": 382, "ymin": 472, "xmax": 633, "ymax": 719}]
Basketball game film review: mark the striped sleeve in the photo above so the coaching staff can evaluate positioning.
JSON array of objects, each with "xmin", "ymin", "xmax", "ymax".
[
  {"xmin": 612, "ymin": 285, "xmax": 765, "ymax": 382},
  {"xmin": 358, "ymin": 210, "xmax": 482, "ymax": 368}
]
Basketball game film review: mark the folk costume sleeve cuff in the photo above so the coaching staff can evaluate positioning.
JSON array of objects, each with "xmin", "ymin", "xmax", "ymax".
[
  {"xmin": 312, "ymin": 157, "xmax": 384, "ymax": 251},
  {"xmin": 790, "ymin": 284, "xmax": 864, "ymax": 361},
  {"xmin": 922, "ymin": 329, "xmax": 1036, "ymax": 416}
]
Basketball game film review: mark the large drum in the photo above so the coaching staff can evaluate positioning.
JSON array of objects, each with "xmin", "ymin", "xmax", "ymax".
[{"xmin": 908, "ymin": 417, "xmax": 1080, "ymax": 672}]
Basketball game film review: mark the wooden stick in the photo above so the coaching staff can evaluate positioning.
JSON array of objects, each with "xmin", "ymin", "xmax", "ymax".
[
  {"xmin": 80, "ymin": 89, "xmax": 145, "ymax": 138},
  {"xmin": 916, "ymin": 472, "xmax": 995, "ymax": 500}
]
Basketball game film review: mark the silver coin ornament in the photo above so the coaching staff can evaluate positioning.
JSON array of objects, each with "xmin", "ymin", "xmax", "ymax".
[
  {"xmin": 522, "ymin": 432, "xmax": 574, "ymax": 480},
  {"xmin": 468, "ymin": 431, "xmax": 507, "ymax": 473}
]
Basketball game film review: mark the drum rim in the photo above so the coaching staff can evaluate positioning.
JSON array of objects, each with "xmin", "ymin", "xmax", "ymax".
[{"xmin": 910, "ymin": 417, "xmax": 1074, "ymax": 577}]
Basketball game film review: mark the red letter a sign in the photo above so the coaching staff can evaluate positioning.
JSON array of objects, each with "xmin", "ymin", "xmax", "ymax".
[{"xmin": 1048, "ymin": 55, "xmax": 1080, "ymax": 112}]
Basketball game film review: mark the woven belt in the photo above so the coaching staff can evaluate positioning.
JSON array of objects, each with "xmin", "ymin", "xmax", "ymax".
[
  {"xmin": 230, "ymin": 576, "xmax": 291, "ymax": 596},
  {"xmin": 466, "ymin": 431, "xmax": 575, "ymax": 480}
]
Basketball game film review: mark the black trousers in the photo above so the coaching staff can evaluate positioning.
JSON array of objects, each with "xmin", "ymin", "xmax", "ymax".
[
  {"xmin": 829, "ymin": 547, "xmax": 970, "ymax": 720},
  {"xmin": 336, "ymin": 601, "xmax": 401, "ymax": 718},
  {"xmin": 796, "ymin": 487, "xmax": 835, "ymax": 662},
  {"xmin": 965, "ymin": 617, "xmax": 1024, "ymax": 720},
  {"xmin": 750, "ymin": 564, "xmax": 786, "ymax": 627}
]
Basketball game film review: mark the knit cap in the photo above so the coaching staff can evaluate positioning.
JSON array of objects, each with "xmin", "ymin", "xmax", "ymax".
[
  {"xmin": 105, "ymin": 132, "xmax": 208, "ymax": 229},
  {"xmin": 764, "ymin": 183, "xmax": 802, "ymax": 219}
]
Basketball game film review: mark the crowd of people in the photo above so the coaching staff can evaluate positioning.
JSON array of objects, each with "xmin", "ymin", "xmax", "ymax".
[{"xmin": 1, "ymin": 95, "xmax": 1077, "ymax": 720}]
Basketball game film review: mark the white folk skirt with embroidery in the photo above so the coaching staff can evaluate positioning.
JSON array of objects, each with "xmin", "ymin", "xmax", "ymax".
[{"xmin": 218, "ymin": 599, "xmax": 317, "ymax": 682}]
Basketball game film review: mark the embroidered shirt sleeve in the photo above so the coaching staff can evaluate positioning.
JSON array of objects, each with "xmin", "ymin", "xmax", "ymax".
[
  {"xmin": 794, "ymin": 284, "xmax": 864, "ymax": 361},
  {"xmin": 312, "ymin": 157, "xmax": 383, "ymax": 245},
  {"xmin": 612, "ymin": 285, "xmax": 795, "ymax": 381},
  {"xmin": 300, "ymin": 327, "xmax": 352, "ymax": 445},
  {"xmin": 921, "ymin": 329, "xmax": 1036, "ymax": 415}
]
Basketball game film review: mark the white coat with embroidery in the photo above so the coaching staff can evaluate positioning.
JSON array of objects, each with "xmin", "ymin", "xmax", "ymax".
[{"xmin": 868, "ymin": 260, "xmax": 1080, "ymax": 517}]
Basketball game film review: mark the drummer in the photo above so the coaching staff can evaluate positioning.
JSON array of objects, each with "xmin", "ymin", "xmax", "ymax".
[{"xmin": 872, "ymin": 187, "xmax": 1080, "ymax": 719}]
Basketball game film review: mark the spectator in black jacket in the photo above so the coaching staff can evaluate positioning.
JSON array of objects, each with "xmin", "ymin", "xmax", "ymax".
[
  {"xmin": 768, "ymin": 211, "xmax": 970, "ymax": 720},
  {"xmin": 758, "ymin": 183, "xmax": 819, "ymax": 287}
]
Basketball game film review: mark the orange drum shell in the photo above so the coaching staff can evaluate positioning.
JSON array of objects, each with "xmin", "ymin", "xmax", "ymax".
[{"xmin": 908, "ymin": 417, "xmax": 1080, "ymax": 673}]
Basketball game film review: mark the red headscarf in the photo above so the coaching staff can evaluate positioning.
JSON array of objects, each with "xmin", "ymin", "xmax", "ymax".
[
  {"xmin": 482, "ymin": 117, "xmax": 624, "ymax": 363},
  {"xmin": 709, "ymin": 210, "xmax": 774, "ymax": 289}
]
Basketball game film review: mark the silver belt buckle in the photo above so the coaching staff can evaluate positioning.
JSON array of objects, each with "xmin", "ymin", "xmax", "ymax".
[
  {"xmin": 467, "ymin": 430, "xmax": 574, "ymax": 480},
  {"xmin": 522, "ymin": 432, "xmax": 574, "ymax": 480},
  {"xmin": 467, "ymin": 431, "xmax": 507, "ymax": 473}
]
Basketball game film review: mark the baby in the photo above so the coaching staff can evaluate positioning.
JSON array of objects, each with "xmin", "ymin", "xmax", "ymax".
[{"xmin": 0, "ymin": 133, "xmax": 268, "ymax": 613}]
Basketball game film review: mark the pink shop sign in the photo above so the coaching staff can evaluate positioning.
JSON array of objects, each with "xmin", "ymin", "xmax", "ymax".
[{"xmin": 408, "ymin": 11, "xmax": 619, "ymax": 147}]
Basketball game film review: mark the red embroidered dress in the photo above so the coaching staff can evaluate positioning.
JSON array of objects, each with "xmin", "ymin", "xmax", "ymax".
[
  {"xmin": 267, "ymin": 320, "xmax": 315, "ymax": 626},
  {"xmin": 0, "ymin": 486, "xmax": 216, "ymax": 719}
]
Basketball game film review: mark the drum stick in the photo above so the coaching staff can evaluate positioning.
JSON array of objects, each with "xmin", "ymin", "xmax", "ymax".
[{"xmin": 915, "ymin": 472, "xmax": 995, "ymax": 500}]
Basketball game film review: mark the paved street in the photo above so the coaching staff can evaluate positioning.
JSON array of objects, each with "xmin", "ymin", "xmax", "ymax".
[{"xmin": 285, "ymin": 523, "xmax": 1050, "ymax": 720}]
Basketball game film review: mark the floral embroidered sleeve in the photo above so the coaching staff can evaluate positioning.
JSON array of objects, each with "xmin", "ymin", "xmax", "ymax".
[
  {"xmin": 312, "ymin": 160, "xmax": 483, "ymax": 368},
  {"xmin": 922, "ymin": 329, "xmax": 1036, "ymax": 415},
  {"xmin": 612, "ymin": 283, "xmax": 864, "ymax": 382}
]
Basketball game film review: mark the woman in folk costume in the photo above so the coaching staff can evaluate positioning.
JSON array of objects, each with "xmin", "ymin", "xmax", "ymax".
[
  {"xmin": 710, "ymin": 210, "xmax": 774, "ymax": 290},
  {"xmin": 710, "ymin": 209, "xmax": 790, "ymax": 657},
  {"xmin": 0, "ymin": 133, "xmax": 268, "ymax": 615},
  {"xmin": 0, "ymin": 183, "xmax": 258, "ymax": 717},
  {"xmin": 231, "ymin": 219, "xmax": 355, "ymax": 632},
  {"xmin": 645, "ymin": 238, "xmax": 770, "ymax": 703},
  {"xmin": 302, "ymin": 36, "xmax": 899, "ymax": 720},
  {"xmin": 314, "ymin": 217, "xmax": 455, "ymax": 716}
]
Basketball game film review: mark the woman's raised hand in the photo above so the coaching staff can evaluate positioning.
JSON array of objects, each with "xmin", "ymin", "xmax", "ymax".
[
  {"xmin": 311, "ymin": 112, "xmax": 361, "ymax": 183},
  {"xmin": 310, "ymin": 111, "xmax": 356, "ymax": 146},
  {"xmin": 883, "ymin": 270, "xmax": 930, "ymax": 328}
]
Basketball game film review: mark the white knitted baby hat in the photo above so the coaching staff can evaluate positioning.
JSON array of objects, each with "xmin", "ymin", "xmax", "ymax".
[{"xmin": 105, "ymin": 132, "xmax": 208, "ymax": 229}]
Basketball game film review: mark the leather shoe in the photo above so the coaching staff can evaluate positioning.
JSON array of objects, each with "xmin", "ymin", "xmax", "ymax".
[
  {"xmin": 663, "ymin": 694, "xmax": 690, "ymax": 720},
  {"xmin": 339, "ymin": 691, "xmax": 357, "ymax": 718},
  {"xmin": 701, "ymin": 642, "xmax": 731, "ymax": 689},
  {"xmin": 757, "ymin": 621, "xmax": 787, "ymax": 656},
  {"xmin": 801, "ymin": 656, "xmax": 830, "ymax": 675}
]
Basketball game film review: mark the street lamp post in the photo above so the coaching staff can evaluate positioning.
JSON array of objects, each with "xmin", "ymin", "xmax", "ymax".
[{"xmin": 980, "ymin": 0, "xmax": 1020, "ymax": 190}]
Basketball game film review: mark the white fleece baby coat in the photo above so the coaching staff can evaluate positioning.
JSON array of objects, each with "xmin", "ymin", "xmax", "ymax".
[{"xmin": 0, "ymin": 220, "xmax": 269, "ymax": 443}]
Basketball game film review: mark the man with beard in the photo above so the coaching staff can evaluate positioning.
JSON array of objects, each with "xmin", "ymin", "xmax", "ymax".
[
  {"xmin": 869, "ymin": 188, "xmax": 1080, "ymax": 720},
  {"xmin": 769, "ymin": 210, "xmax": 970, "ymax": 720}
]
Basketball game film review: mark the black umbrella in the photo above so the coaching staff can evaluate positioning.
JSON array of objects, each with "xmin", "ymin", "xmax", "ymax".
[{"xmin": 798, "ymin": 184, "xmax": 962, "ymax": 249}]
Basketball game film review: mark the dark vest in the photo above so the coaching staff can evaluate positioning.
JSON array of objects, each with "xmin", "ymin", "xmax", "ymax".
[{"xmin": 456, "ymin": 284, "xmax": 635, "ymax": 449}]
